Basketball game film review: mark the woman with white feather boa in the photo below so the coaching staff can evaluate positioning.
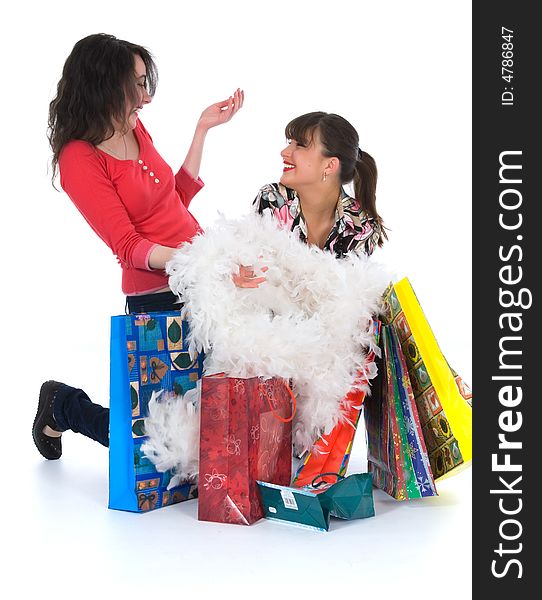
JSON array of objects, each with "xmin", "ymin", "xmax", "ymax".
[{"xmin": 142, "ymin": 111, "xmax": 390, "ymax": 482}]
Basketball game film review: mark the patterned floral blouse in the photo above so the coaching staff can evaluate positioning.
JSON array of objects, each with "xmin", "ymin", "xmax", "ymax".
[{"xmin": 253, "ymin": 183, "xmax": 381, "ymax": 257}]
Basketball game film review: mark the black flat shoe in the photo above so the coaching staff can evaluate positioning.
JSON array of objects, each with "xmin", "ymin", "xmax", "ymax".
[{"xmin": 33, "ymin": 380, "xmax": 64, "ymax": 460}]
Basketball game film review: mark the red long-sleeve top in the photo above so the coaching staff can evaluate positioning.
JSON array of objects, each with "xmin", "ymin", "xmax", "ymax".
[{"xmin": 59, "ymin": 118, "xmax": 204, "ymax": 295}]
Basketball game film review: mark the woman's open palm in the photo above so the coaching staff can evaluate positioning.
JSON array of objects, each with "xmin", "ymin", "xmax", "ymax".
[{"xmin": 198, "ymin": 88, "xmax": 244, "ymax": 130}]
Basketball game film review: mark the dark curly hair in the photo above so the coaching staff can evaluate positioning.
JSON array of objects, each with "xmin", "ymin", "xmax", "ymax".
[
  {"xmin": 285, "ymin": 112, "xmax": 388, "ymax": 247},
  {"xmin": 47, "ymin": 33, "xmax": 158, "ymax": 183}
]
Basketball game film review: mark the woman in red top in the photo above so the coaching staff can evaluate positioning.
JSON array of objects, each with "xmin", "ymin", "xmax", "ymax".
[{"xmin": 33, "ymin": 33, "xmax": 244, "ymax": 459}]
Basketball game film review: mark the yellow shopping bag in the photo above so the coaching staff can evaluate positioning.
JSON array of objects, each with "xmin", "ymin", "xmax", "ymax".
[{"xmin": 382, "ymin": 278, "xmax": 472, "ymax": 480}]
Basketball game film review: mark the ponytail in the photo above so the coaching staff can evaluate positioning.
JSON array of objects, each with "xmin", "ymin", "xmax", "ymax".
[
  {"xmin": 353, "ymin": 150, "xmax": 388, "ymax": 247},
  {"xmin": 284, "ymin": 112, "xmax": 388, "ymax": 247}
]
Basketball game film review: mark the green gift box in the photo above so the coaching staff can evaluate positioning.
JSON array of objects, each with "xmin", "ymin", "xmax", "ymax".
[{"xmin": 257, "ymin": 473, "xmax": 375, "ymax": 532}]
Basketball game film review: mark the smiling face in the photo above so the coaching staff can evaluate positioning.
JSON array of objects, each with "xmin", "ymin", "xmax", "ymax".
[
  {"xmin": 279, "ymin": 128, "xmax": 330, "ymax": 189},
  {"xmin": 125, "ymin": 53, "xmax": 152, "ymax": 130}
]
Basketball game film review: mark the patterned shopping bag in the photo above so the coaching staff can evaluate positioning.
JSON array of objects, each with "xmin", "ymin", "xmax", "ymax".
[
  {"xmin": 364, "ymin": 324, "xmax": 437, "ymax": 500},
  {"xmin": 381, "ymin": 279, "xmax": 472, "ymax": 480},
  {"xmin": 364, "ymin": 278, "xmax": 472, "ymax": 500},
  {"xmin": 198, "ymin": 376, "xmax": 294, "ymax": 525},
  {"xmin": 109, "ymin": 312, "xmax": 203, "ymax": 513}
]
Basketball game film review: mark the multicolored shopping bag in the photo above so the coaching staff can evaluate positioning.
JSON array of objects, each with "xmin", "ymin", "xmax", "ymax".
[
  {"xmin": 257, "ymin": 473, "xmax": 375, "ymax": 532},
  {"xmin": 109, "ymin": 312, "xmax": 203, "ymax": 512},
  {"xmin": 198, "ymin": 376, "xmax": 294, "ymax": 525},
  {"xmin": 292, "ymin": 321, "xmax": 380, "ymax": 488},
  {"xmin": 365, "ymin": 324, "xmax": 437, "ymax": 499},
  {"xmin": 364, "ymin": 278, "xmax": 472, "ymax": 500},
  {"xmin": 381, "ymin": 278, "xmax": 472, "ymax": 480}
]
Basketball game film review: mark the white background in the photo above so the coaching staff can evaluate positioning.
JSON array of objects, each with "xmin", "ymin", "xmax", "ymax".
[{"xmin": 1, "ymin": 1, "xmax": 471, "ymax": 597}]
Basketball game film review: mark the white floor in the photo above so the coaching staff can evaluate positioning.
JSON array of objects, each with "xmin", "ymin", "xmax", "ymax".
[{"xmin": 6, "ymin": 401, "xmax": 472, "ymax": 600}]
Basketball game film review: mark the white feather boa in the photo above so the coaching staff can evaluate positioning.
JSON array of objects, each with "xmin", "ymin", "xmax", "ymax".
[
  {"xmin": 140, "ymin": 384, "xmax": 201, "ymax": 487},
  {"xmin": 164, "ymin": 212, "xmax": 389, "ymax": 454}
]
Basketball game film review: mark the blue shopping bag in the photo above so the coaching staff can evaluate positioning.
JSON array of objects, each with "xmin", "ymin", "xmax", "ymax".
[{"xmin": 109, "ymin": 311, "xmax": 203, "ymax": 512}]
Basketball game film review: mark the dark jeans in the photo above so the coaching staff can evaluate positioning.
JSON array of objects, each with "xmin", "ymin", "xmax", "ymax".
[{"xmin": 52, "ymin": 290, "xmax": 182, "ymax": 447}]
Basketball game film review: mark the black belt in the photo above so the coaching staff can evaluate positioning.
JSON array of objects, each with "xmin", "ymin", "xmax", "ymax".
[{"xmin": 125, "ymin": 290, "xmax": 183, "ymax": 315}]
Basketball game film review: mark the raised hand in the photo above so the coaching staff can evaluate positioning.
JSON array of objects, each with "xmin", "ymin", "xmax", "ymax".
[{"xmin": 197, "ymin": 88, "xmax": 244, "ymax": 132}]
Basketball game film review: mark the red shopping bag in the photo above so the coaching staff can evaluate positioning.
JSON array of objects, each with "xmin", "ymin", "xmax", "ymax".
[{"xmin": 198, "ymin": 375, "xmax": 295, "ymax": 525}]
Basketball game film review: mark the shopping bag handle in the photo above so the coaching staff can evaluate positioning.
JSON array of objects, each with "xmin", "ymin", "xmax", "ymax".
[
  {"xmin": 258, "ymin": 380, "xmax": 297, "ymax": 423},
  {"xmin": 311, "ymin": 472, "xmax": 345, "ymax": 488}
]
